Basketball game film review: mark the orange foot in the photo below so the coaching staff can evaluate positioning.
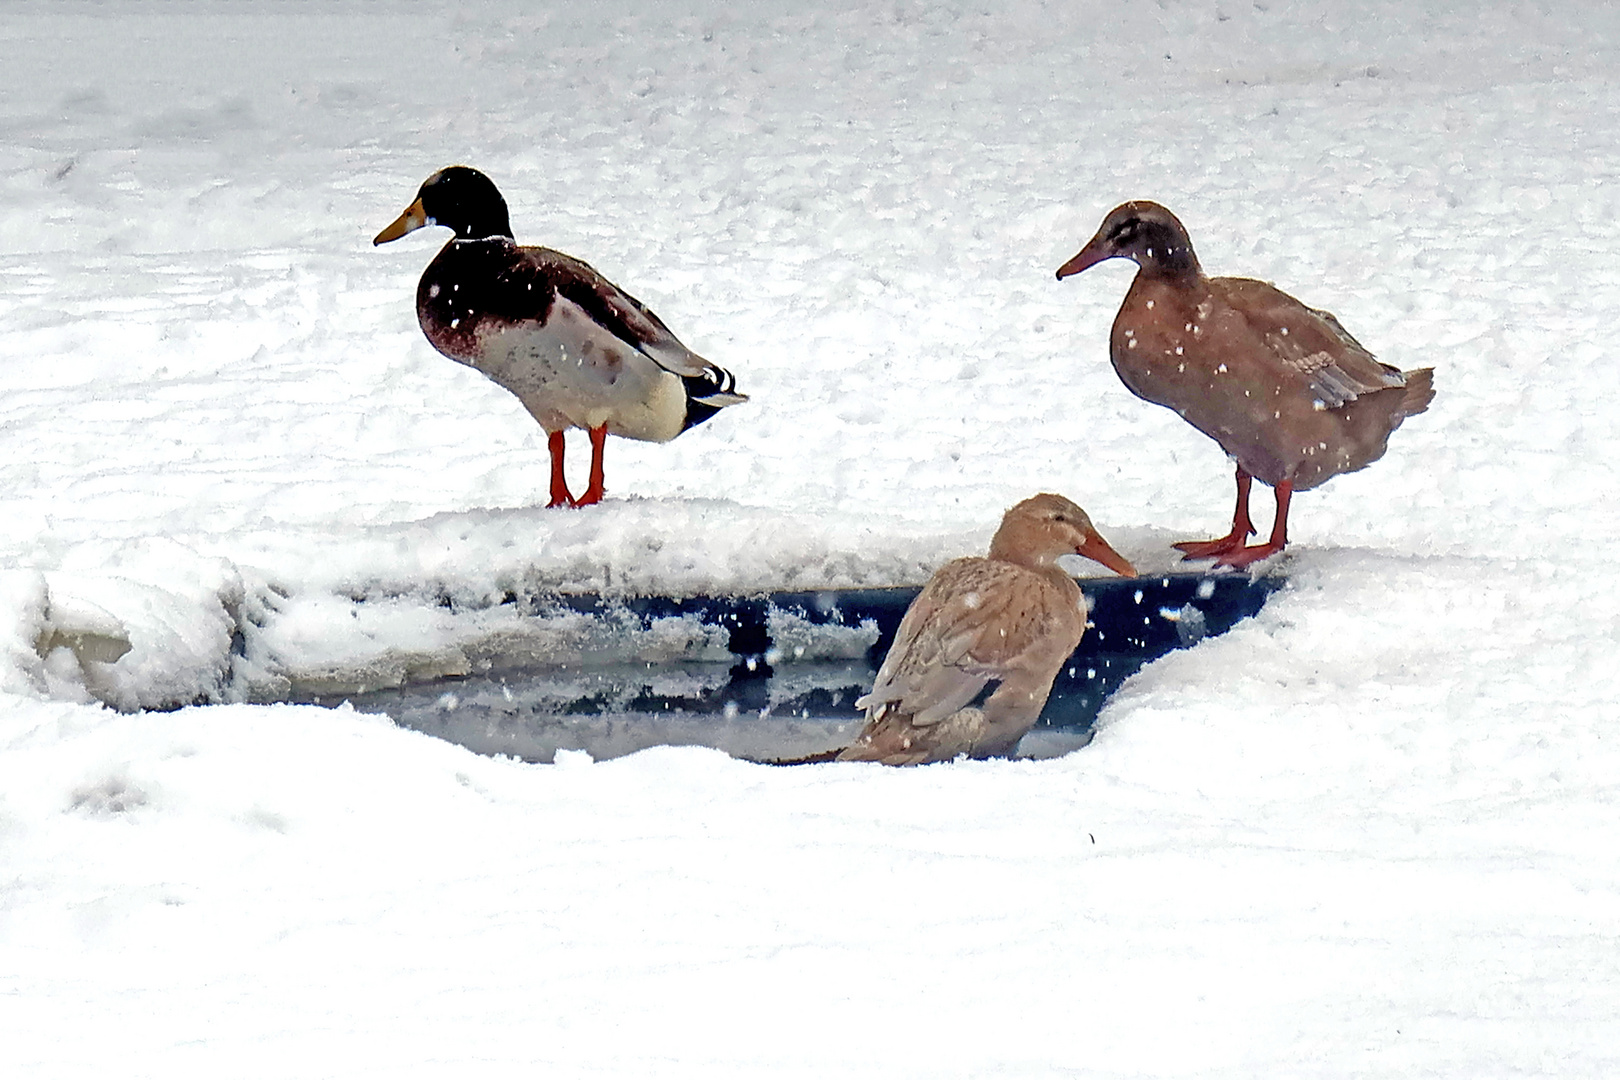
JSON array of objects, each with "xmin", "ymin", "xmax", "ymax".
[
  {"xmin": 1210, "ymin": 540, "xmax": 1286, "ymax": 570},
  {"xmin": 546, "ymin": 431, "xmax": 576, "ymax": 508},
  {"xmin": 573, "ymin": 423, "xmax": 608, "ymax": 507},
  {"xmin": 1173, "ymin": 528, "xmax": 1254, "ymax": 561}
]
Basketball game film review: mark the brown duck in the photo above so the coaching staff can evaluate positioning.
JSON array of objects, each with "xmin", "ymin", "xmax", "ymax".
[
  {"xmin": 374, "ymin": 166, "xmax": 746, "ymax": 507},
  {"xmin": 836, "ymin": 494, "xmax": 1136, "ymax": 766},
  {"xmin": 1057, "ymin": 201, "xmax": 1434, "ymax": 569}
]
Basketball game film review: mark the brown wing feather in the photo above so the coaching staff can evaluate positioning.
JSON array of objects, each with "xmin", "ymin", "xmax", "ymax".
[
  {"xmin": 856, "ymin": 558, "xmax": 1074, "ymax": 727},
  {"xmin": 1213, "ymin": 277, "xmax": 1407, "ymax": 408}
]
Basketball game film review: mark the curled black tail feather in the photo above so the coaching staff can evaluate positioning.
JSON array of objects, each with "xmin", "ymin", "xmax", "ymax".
[{"xmin": 681, "ymin": 365, "xmax": 744, "ymax": 432}]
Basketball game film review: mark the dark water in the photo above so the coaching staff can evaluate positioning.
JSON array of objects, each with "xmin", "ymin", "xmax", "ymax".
[{"xmin": 311, "ymin": 573, "xmax": 1280, "ymax": 763}]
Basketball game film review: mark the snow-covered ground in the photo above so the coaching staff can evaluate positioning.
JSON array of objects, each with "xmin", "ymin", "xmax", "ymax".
[{"xmin": 4, "ymin": 2, "xmax": 1619, "ymax": 1075}]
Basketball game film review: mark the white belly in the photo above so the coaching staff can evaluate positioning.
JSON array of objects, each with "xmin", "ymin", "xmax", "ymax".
[{"xmin": 466, "ymin": 298, "xmax": 687, "ymax": 442}]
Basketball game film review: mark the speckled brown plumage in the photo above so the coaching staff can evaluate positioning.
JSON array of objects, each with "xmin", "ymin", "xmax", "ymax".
[
  {"xmin": 836, "ymin": 494, "xmax": 1136, "ymax": 766},
  {"xmin": 1058, "ymin": 201, "xmax": 1434, "ymax": 568}
]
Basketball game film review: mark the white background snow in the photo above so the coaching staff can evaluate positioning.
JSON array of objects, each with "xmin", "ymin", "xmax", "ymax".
[{"xmin": 3, "ymin": 1, "xmax": 1619, "ymax": 1075}]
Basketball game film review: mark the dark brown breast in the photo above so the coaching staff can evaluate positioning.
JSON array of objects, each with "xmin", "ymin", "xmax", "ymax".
[{"xmin": 413, "ymin": 238, "xmax": 551, "ymax": 362}]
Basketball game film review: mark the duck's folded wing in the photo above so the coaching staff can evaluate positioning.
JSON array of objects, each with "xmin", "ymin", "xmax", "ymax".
[
  {"xmin": 1217, "ymin": 277, "xmax": 1408, "ymax": 408},
  {"xmin": 857, "ymin": 561, "xmax": 1061, "ymax": 726},
  {"xmin": 530, "ymin": 249, "xmax": 718, "ymax": 379},
  {"xmin": 856, "ymin": 563, "xmax": 980, "ymax": 719}
]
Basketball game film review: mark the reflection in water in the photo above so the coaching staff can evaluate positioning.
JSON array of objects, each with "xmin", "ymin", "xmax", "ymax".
[
  {"xmin": 329, "ymin": 660, "xmax": 862, "ymax": 763},
  {"xmin": 325, "ymin": 657, "xmax": 1103, "ymax": 764},
  {"xmin": 310, "ymin": 573, "xmax": 1279, "ymax": 763}
]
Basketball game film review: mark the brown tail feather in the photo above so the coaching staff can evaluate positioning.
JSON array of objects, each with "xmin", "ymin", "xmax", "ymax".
[{"xmin": 1400, "ymin": 367, "xmax": 1436, "ymax": 418}]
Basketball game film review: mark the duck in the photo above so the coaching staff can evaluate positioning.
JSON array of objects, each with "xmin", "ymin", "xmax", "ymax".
[
  {"xmin": 1056, "ymin": 201, "xmax": 1434, "ymax": 569},
  {"xmin": 835, "ymin": 494, "xmax": 1136, "ymax": 766},
  {"xmin": 373, "ymin": 166, "xmax": 746, "ymax": 507}
]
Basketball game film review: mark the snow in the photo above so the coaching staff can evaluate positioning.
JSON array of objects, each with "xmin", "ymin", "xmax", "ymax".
[{"xmin": 4, "ymin": 1, "xmax": 1620, "ymax": 1075}]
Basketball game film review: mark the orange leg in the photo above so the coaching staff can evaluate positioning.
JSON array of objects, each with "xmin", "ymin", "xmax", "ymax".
[
  {"xmin": 1213, "ymin": 480, "xmax": 1291, "ymax": 570},
  {"xmin": 574, "ymin": 423, "xmax": 608, "ymax": 506},
  {"xmin": 546, "ymin": 430, "xmax": 575, "ymax": 508},
  {"xmin": 1174, "ymin": 466, "xmax": 1257, "ymax": 559}
]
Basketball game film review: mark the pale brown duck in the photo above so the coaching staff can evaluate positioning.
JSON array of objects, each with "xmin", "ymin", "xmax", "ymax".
[
  {"xmin": 836, "ymin": 494, "xmax": 1136, "ymax": 766},
  {"xmin": 1057, "ymin": 201, "xmax": 1435, "ymax": 569}
]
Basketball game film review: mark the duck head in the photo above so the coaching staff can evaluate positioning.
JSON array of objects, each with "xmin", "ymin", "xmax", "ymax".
[
  {"xmin": 1055, "ymin": 201, "xmax": 1200, "ymax": 281},
  {"xmin": 989, "ymin": 493, "xmax": 1137, "ymax": 577},
  {"xmin": 374, "ymin": 166, "xmax": 515, "ymax": 245}
]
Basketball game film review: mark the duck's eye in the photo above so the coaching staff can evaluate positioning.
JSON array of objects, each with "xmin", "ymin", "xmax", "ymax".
[
  {"xmin": 1108, "ymin": 220, "xmax": 1140, "ymax": 245},
  {"xmin": 1052, "ymin": 514, "xmax": 1069, "ymax": 524}
]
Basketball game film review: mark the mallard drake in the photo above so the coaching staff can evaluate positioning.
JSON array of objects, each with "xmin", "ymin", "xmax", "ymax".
[
  {"xmin": 374, "ymin": 166, "xmax": 746, "ymax": 507},
  {"xmin": 1058, "ymin": 201, "xmax": 1434, "ymax": 569},
  {"xmin": 836, "ymin": 494, "xmax": 1136, "ymax": 765}
]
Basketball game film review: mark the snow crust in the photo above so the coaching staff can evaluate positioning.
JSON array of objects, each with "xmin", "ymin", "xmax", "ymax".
[{"xmin": 3, "ymin": 2, "xmax": 1620, "ymax": 1075}]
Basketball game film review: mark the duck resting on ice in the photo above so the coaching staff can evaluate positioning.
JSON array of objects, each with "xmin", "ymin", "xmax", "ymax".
[{"xmin": 835, "ymin": 494, "xmax": 1136, "ymax": 766}]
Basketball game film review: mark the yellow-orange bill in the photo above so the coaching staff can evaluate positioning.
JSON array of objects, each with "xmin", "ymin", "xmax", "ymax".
[
  {"xmin": 1077, "ymin": 530, "xmax": 1137, "ymax": 578},
  {"xmin": 373, "ymin": 198, "xmax": 428, "ymax": 245}
]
